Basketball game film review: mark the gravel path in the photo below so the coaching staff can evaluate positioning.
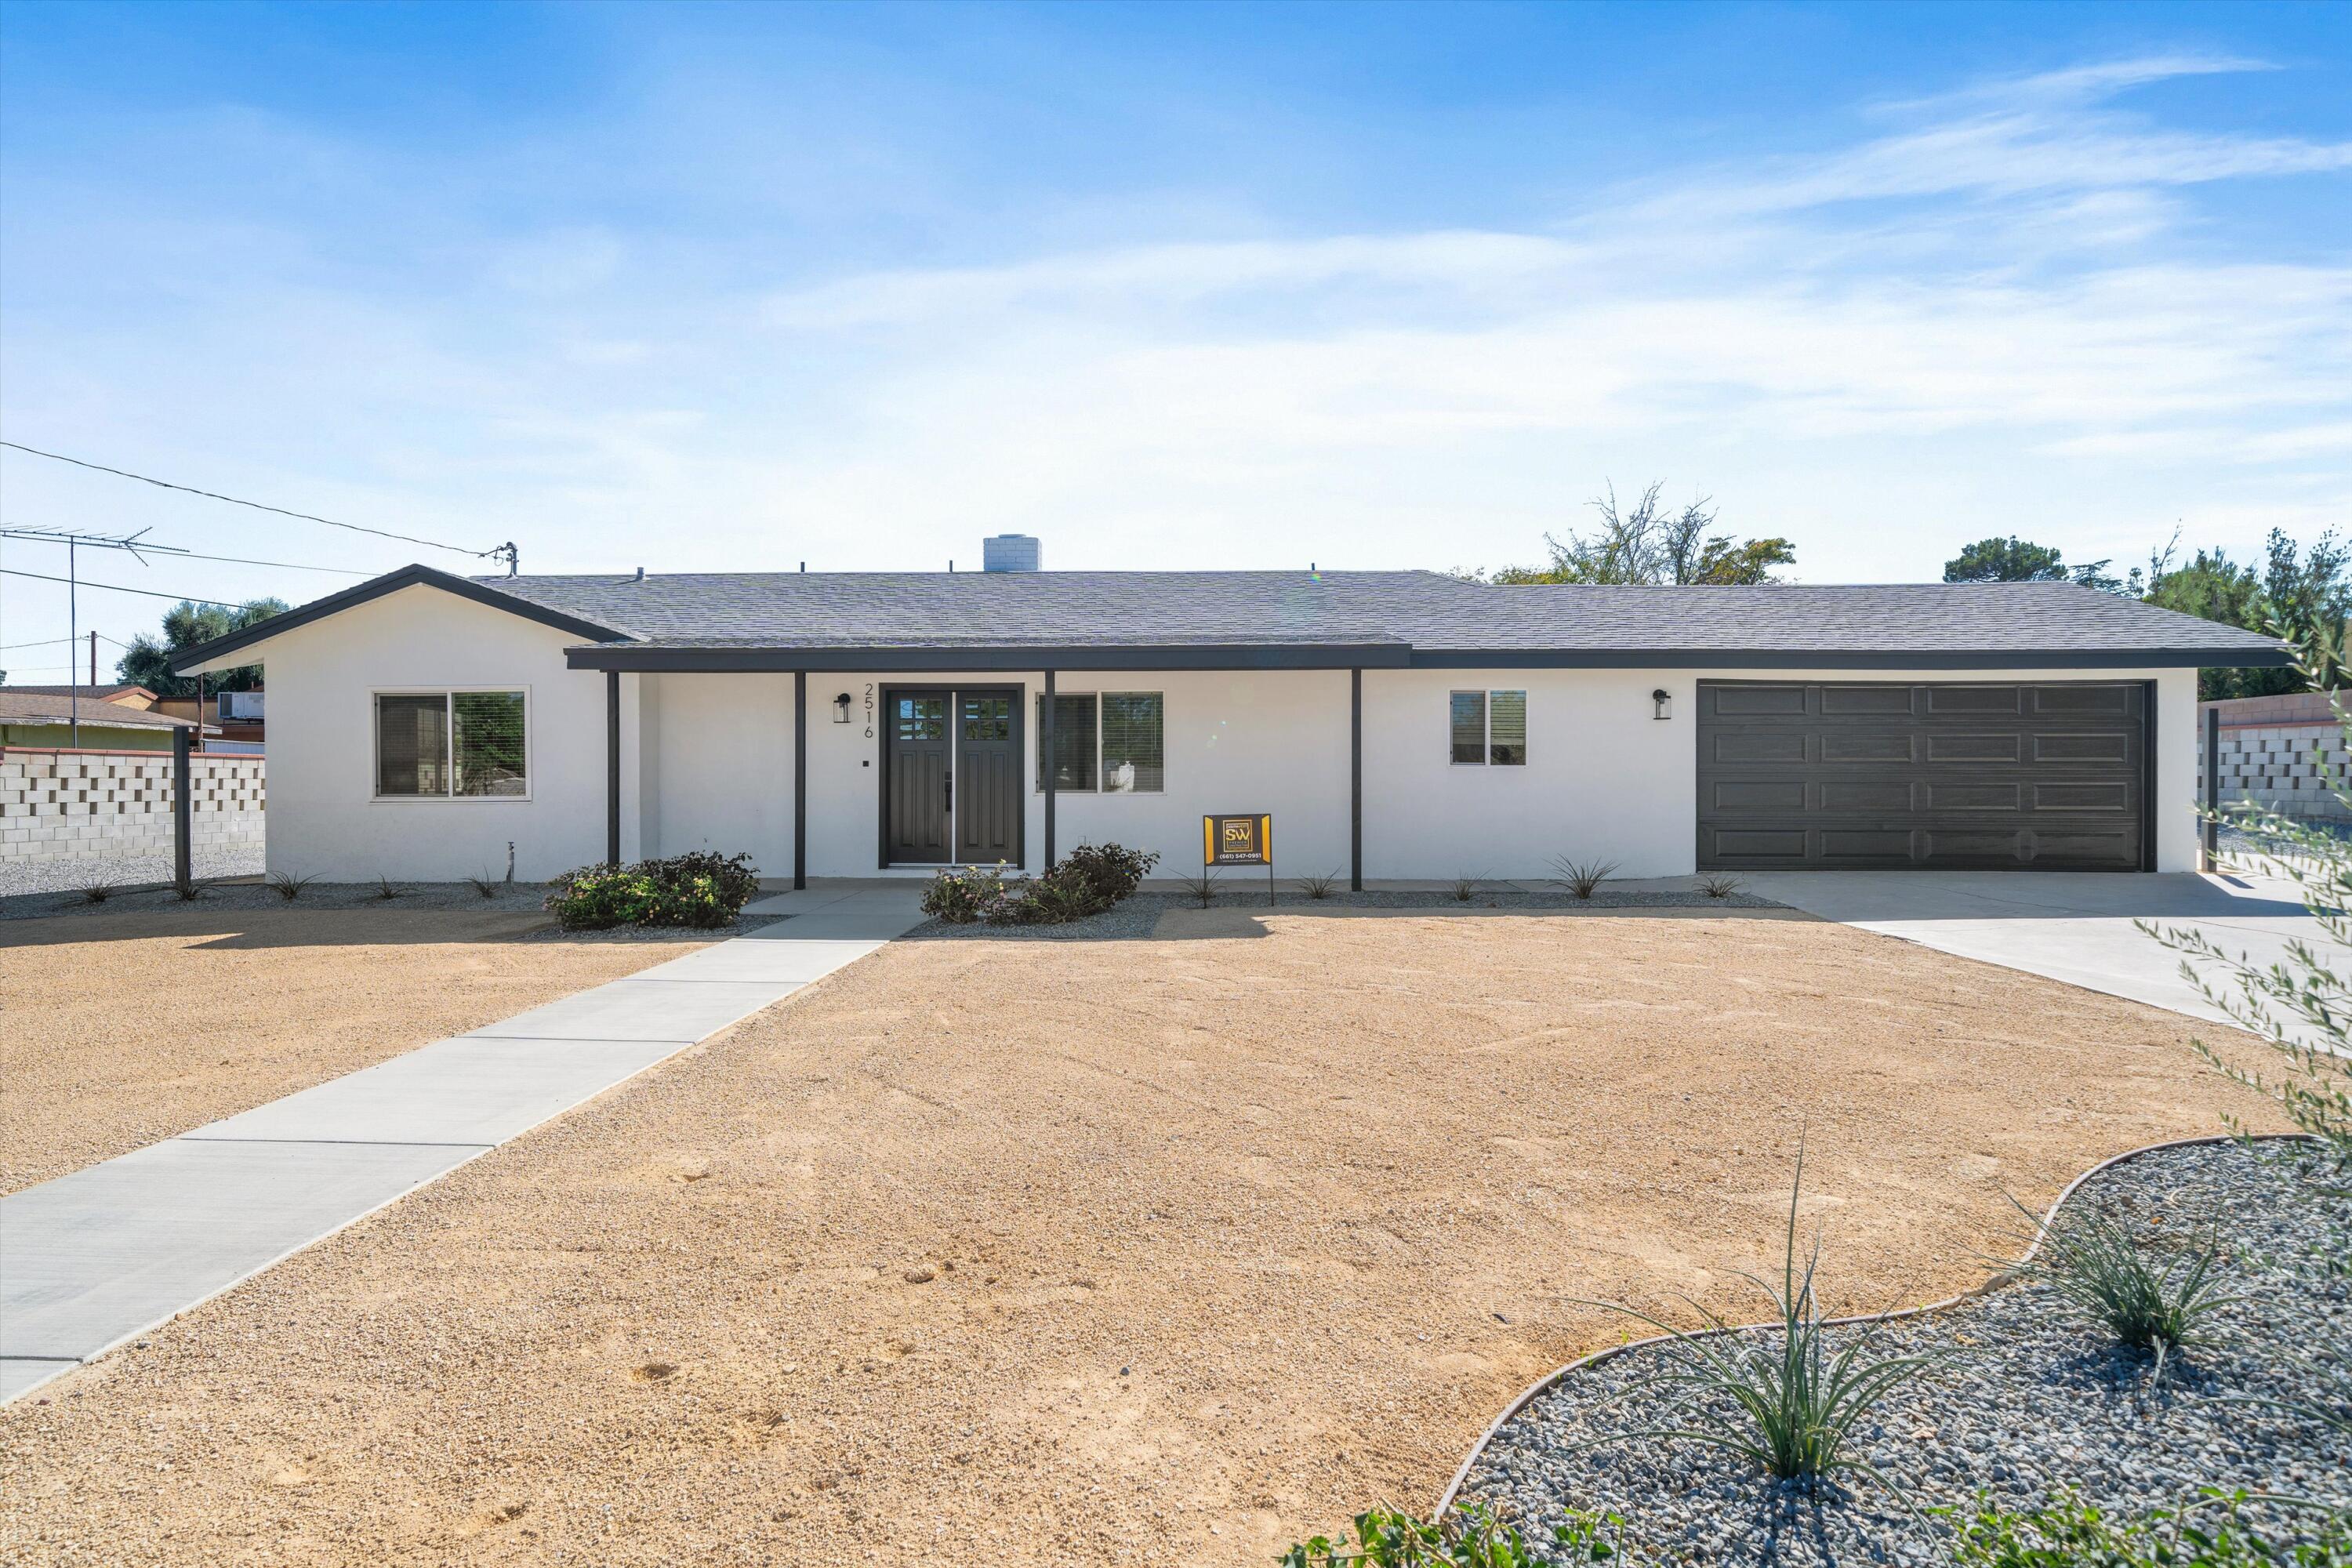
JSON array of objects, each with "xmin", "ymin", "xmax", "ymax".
[
  {"xmin": 906, "ymin": 886, "xmax": 1784, "ymax": 942},
  {"xmin": 1461, "ymin": 1139, "xmax": 2352, "ymax": 1564},
  {"xmin": 0, "ymin": 841, "xmax": 264, "ymax": 902}
]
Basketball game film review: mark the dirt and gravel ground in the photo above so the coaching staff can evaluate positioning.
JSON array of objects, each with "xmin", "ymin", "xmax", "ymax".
[
  {"xmin": 0, "ymin": 905, "xmax": 706, "ymax": 1194},
  {"xmin": 0, "ymin": 905, "xmax": 2283, "ymax": 1566}
]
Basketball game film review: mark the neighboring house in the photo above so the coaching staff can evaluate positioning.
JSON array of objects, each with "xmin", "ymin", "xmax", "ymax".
[
  {"xmin": 151, "ymin": 691, "xmax": 265, "ymax": 753},
  {"xmin": 1, "ymin": 682, "xmax": 162, "ymax": 710},
  {"xmin": 0, "ymin": 690, "xmax": 201, "ymax": 751},
  {"xmin": 169, "ymin": 545, "xmax": 2289, "ymax": 885}
]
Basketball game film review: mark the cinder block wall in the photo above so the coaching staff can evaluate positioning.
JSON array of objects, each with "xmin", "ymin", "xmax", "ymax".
[
  {"xmin": 2198, "ymin": 694, "xmax": 2350, "ymax": 820},
  {"xmin": 0, "ymin": 750, "xmax": 266, "ymax": 867}
]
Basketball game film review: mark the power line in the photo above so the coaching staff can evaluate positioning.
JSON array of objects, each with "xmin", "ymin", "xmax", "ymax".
[
  {"xmin": 0, "ymin": 532, "xmax": 370, "ymax": 575},
  {"xmin": 0, "ymin": 441, "xmax": 517, "ymax": 568},
  {"xmin": 1, "ymin": 566, "xmax": 245, "ymax": 608}
]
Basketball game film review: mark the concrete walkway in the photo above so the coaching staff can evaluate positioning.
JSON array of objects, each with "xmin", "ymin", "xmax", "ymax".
[
  {"xmin": 0, "ymin": 880, "xmax": 925, "ymax": 1404},
  {"xmin": 1740, "ymin": 869, "xmax": 2328, "ymax": 1040}
]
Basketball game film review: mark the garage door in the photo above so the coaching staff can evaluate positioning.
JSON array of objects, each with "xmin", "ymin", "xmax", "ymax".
[{"xmin": 1696, "ymin": 681, "xmax": 2151, "ymax": 872}]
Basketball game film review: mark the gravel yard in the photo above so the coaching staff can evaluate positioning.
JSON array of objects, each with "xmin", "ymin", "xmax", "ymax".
[
  {"xmin": 0, "ymin": 906, "xmax": 2288, "ymax": 1566},
  {"xmin": 1463, "ymin": 1138, "xmax": 2351, "ymax": 1564},
  {"xmin": 0, "ymin": 902, "xmax": 707, "ymax": 1194}
]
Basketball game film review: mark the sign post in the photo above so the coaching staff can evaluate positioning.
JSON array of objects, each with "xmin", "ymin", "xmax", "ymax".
[{"xmin": 1203, "ymin": 813, "xmax": 1275, "ymax": 906}]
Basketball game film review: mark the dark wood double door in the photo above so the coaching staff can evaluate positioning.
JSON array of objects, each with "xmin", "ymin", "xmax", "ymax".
[{"xmin": 882, "ymin": 687, "xmax": 1025, "ymax": 866}]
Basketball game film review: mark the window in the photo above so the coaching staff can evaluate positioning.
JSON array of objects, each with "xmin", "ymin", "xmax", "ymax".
[
  {"xmin": 1450, "ymin": 689, "xmax": 1526, "ymax": 767},
  {"xmin": 1036, "ymin": 691, "xmax": 1163, "ymax": 793},
  {"xmin": 374, "ymin": 691, "xmax": 528, "ymax": 798}
]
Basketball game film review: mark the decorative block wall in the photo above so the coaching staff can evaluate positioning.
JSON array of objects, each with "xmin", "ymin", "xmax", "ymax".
[
  {"xmin": 2198, "ymin": 695, "xmax": 2350, "ymax": 821},
  {"xmin": 0, "ymin": 750, "xmax": 266, "ymax": 869}
]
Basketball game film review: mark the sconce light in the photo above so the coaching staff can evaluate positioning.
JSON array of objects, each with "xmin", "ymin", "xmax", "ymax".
[
  {"xmin": 1652, "ymin": 688, "xmax": 1671, "ymax": 721},
  {"xmin": 833, "ymin": 692, "xmax": 854, "ymax": 724}
]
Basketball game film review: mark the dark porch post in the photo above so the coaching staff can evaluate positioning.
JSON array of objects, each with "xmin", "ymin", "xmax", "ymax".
[
  {"xmin": 1041, "ymin": 669, "xmax": 1056, "ymax": 869},
  {"xmin": 605, "ymin": 670, "xmax": 621, "ymax": 866},
  {"xmin": 793, "ymin": 670, "xmax": 808, "ymax": 890},
  {"xmin": 2201, "ymin": 702, "xmax": 2220, "ymax": 873},
  {"xmin": 1350, "ymin": 666, "xmax": 1363, "ymax": 891},
  {"xmin": 172, "ymin": 724, "xmax": 192, "ymax": 889}
]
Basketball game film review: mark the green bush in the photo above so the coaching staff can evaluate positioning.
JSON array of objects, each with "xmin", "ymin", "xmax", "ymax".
[
  {"xmin": 920, "ymin": 844, "xmax": 1158, "ymax": 927},
  {"xmin": 920, "ymin": 862, "xmax": 1014, "ymax": 924},
  {"xmin": 546, "ymin": 852, "xmax": 760, "ymax": 931},
  {"xmin": 1281, "ymin": 1502, "xmax": 1629, "ymax": 1566},
  {"xmin": 1944, "ymin": 1486, "xmax": 2352, "ymax": 1567}
]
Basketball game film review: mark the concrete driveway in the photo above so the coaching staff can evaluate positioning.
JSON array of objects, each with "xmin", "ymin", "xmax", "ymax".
[{"xmin": 1739, "ymin": 868, "xmax": 2331, "ymax": 1043}]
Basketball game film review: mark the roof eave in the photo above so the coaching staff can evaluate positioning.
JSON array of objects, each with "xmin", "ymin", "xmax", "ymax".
[
  {"xmin": 172, "ymin": 564, "xmax": 633, "ymax": 677},
  {"xmin": 564, "ymin": 641, "xmax": 1415, "ymax": 673},
  {"xmin": 1404, "ymin": 644, "xmax": 2297, "ymax": 670}
]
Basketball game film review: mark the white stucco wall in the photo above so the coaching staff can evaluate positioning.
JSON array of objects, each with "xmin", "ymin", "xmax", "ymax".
[
  {"xmin": 223, "ymin": 581, "xmax": 2204, "ymax": 883},
  {"xmin": 238, "ymin": 585, "xmax": 614, "ymax": 881},
  {"xmin": 1363, "ymin": 666, "xmax": 2197, "ymax": 880}
]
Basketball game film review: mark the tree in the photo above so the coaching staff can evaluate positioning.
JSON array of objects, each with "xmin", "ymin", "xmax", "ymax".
[
  {"xmin": 1490, "ymin": 482, "xmax": 1795, "ymax": 586},
  {"xmin": 1944, "ymin": 535, "xmax": 2069, "ymax": 583},
  {"xmin": 2143, "ymin": 529, "xmax": 2349, "ymax": 699},
  {"xmin": 114, "ymin": 598, "xmax": 289, "ymax": 697}
]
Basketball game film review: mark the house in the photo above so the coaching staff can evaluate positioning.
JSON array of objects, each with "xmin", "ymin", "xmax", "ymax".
[
  {"xmin": 168, "ymin": 546, "xmax": 2290, "ymax": 886},
  {"xmin": 151, "ymin": 691, "xmax": 266, "ymax": 753},
  {"xmin": 0, "ymin": 688, "xmax": 202, "ymax": 751}
]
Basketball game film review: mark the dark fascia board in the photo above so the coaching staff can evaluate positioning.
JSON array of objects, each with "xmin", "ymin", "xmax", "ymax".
[
  {"xmin": 564, "ymin": 641, "xmax": 1415, "ymax": 673},
  {"xmin": 1404, "ymin": 645, "xmax": 2296, "ymax": 670},
  {"xmin": 170, "ymin": 564, "xmax": 632, "ymax": 676}
]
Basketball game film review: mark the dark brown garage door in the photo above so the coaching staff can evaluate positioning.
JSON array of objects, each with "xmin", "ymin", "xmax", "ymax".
[{"xmin": 1696, "ymin": 681, "xmax": 2152, "ymax": 872}]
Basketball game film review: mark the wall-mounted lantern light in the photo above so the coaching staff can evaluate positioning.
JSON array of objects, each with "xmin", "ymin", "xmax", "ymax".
[
  {"xmin": 1652, "ymin": 688, "xmax": 1671, "ymax": 721},
  {"xmin": 833, "ymin": 692, "xmax": 855, "ymax": 724}
]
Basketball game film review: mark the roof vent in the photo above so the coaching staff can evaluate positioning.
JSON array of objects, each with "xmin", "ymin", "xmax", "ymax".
[{"xmin": 982, "ymin": 534, "xmax": 1042, "ymax": 573}]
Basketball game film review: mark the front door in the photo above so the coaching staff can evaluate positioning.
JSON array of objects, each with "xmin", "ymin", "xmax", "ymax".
[
  {"xmin": 884, "ymin": 691, "xmax": 952, "ymax": 863},
  {"xmin": 882, "ymin": 687, "xmax": 1025, "ymax": 866}
]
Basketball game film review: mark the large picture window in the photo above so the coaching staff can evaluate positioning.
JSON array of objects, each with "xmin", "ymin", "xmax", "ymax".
[
  {"xmin": 1036, "ymin": 691, "xmax": 1163, "ymax": 793},
  {"xmin": 375, "ymin": 690, "xmax": 528, "ymax": 798},
  {"xmin": 1450, "ymin": 689, "xmax": 1526, "ymax": 767}
]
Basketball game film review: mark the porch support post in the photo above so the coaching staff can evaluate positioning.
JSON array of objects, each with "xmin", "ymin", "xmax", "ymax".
[
  {"xmin": 605, "ymin": 670, "xmax": 621, "ymax": 866},
  {"xmin": 1350, "ymin": 667, "xmax": 1363, "ymax": 891},
  {"xmin": 1042, "ymin": 669, "xmax": 1056, "ymax": 870},
  {"xmin": 172, "ymin": 724, "xmax": 192, "ymax": 889},
  {"xmin": 2201, "ymin": 702, "xmax": 2220, "ymax": 873},
  {"xmin": 793, "ymin": 670, "xmax": 808, "ymax": 890}
]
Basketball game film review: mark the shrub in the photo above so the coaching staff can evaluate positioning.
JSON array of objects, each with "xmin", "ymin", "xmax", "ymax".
[
  {"xmin": 1297, "ymin": 871, "xmax": 1339, "ymax": 900},
  {"xmin": 2010, "ymin": 1196, "xmax": 2237, "ymax": 1383},
  {"xmin": 1944, "ymin": 1486, "xmax": 2351, "ymax": 1567},
  {"xmin": 1052, "ymin": 841, "xmax": 1157, "ymax": 904},
  {"xmin": 921, "ymin": 862, "xmax": 1014, "ymax": 924},
  {"xmin": 1451, "ymin": 874, "xmax": 1480, "ymax": 902},
  {"xmin": 374, "ymin": 875, "xmax": 401, "ymax": 901},
  {"xmin": 546, "ymin": 852, "xmax": 759, "ymax": 931},
  {"xmin": 1699, "ymin": 873, "xmax": 1744, "ymax": 899},
  {"xmin": 1578, "ymin": 1142, "xmax": 1940, "ymax": 1486},
  {"xmin": 267, "ymin": 872, "xmax": 316, "ymax": 902},
  {"xmin": 1179, "ymin": 869, "xmax": 1218, "ymax": 908},
  {"xmin": 1551, "ymin": 857, "xmax": 1618, "ymax": 900},
  {"xmin": 1281, "ymin": 1502, "xmax": 1630, "ymax": 1566},
  {"xmin": 464, "ymin": 873, "xmax": 500, "ymax": 899},
  {"xmin": 78, "ymin": 879, "xmax": 114, "ymax": 905}
]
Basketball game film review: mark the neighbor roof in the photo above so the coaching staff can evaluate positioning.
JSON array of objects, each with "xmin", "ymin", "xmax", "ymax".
[
  {"xmin": 173, "ymin": 562, "xmax": 2292, "ymax": 674},
  {"xmin": 0, "ymin": 684, "xmax": 156, "ymax": 704},
  {"xmin": 0, "ymin": 692, "xmax": 198, "ymax": 729}
]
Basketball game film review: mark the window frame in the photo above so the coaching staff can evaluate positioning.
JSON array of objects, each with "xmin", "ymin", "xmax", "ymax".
[
  {"xmin": 1449, "ymin": 688, "xmax": 1528, "ymax": 768},
  {"xmin": 369, "ymin": 684, "xmax": 534, "ymax": 803},
  {"xmin": 1035, "ymin": 689, "xmax": 1166, "ymax": 795}
]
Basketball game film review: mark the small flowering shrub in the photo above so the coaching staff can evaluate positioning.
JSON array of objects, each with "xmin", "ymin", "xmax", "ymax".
[
  {"xmin": 920, "ymin": 843, "xmax": 1159, "ymax": 927},
  {"xmin": 546, "ymin": 851, "xmax": 760, "ymax": 931},
  {"xmin": 920, "ymin": 862, "xmax": 1015, "ymax": 924}
]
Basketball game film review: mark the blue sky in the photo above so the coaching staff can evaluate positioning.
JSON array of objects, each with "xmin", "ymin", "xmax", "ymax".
[{"xmin": 2, "ymin": 2, "xmax": 2347, "ymax": 673}]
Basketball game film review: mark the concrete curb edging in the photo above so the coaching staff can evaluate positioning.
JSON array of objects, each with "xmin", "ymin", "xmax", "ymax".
[{"xmin": 1432, "ymin": 1132, "xmax": 2314, "ymax": 1521}]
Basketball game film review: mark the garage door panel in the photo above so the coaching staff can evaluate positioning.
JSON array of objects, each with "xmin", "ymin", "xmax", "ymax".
[{"xmin": 1697, "ymin": 681, "xmax": 2149, "ymax": 873}]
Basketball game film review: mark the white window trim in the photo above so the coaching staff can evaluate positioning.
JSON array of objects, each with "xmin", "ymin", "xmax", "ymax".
[
  {"xmin": 1449, "ymin": 688, "xmax": 1527, "ymax": 768},
  {"xmin": 1036, "ymin": 689, "xmax": 1166, "ymax": 795},
  {"xmin": 370, "ymin": 684, "xmax": 534, "ymax": 803}
]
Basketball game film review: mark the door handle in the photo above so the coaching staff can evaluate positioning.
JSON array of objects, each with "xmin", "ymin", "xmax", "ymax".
[{"xmin": 944, "ymin": 772, "xmax": 953, "ymax": 811}]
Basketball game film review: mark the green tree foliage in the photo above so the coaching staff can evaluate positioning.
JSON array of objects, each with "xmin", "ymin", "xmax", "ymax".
[
  {"xmin": 1944, "ymin": 535, "xmax": 2129, "ymax": 592},
  {"xmin": 1490, "ymin": 482, "xmax": 1794, "ymax": 586},
  {"xmin": 113, "ymin": 598, "xmax": 289, "ymax": 697},
  {"xmin": 2143, "ymin": 531, "xmax": 2350, "ymax": 699}
]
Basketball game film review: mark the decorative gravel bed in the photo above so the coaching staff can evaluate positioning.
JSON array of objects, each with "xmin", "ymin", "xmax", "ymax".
[
  {"xmin": 905, "ymin": 885, "xmax": 1784, "ymax": 941},
  {"xmin": 1459, "ymin": 1139, "xmax": 2351, "ymax": 1565},
  {"xmin": 0, "ymin": 877, "xmax": 553, "ymax": 921}
]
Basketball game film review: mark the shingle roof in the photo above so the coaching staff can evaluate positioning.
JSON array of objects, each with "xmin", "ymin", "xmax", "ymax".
[
  {"xmin": 477, "ymin": 568, "xmax": 2289, "ymax": 669},
  {"xmin": 0, "ymin": 692, "xmax": 197, "ymax": 728},
  {"xmin": 171, "ymin": 561, "xmax": 2292, "ymax": 676}
]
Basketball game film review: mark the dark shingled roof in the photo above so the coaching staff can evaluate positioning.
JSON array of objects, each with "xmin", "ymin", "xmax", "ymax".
[{"xmin": 174, "ymin": 562, "xmax": 2292, "ymax": 675}]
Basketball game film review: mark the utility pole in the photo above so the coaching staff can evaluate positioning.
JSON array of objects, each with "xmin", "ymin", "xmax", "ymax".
[{"xmin": 0, "ymin": 526, "xmax": 189, "ymax": 750}]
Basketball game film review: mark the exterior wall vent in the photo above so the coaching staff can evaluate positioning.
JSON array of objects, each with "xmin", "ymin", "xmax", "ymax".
[{"xmin": 982, "ymin": 534, "xmax": 1043, "ymax": 573}]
